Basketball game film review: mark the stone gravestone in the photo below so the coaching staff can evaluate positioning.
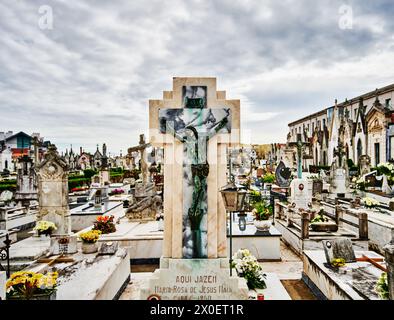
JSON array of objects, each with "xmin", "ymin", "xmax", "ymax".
[
  {"xmin": 288, "ymin": 134, "xmax": 312, "ymax": 209},
  {"xmin": 14, "ymin": 155, "xmax": 38, "ymax": 207},
  {"xmin": 381, "ymin": 175, "xmax": 392, "ymax": 194},
  {"xmin": 329, "ymin": 145, "xmax": 350, "ymax": 197},
  {"xmin": 289, "ymin": 179, "xmax": 311, "ymax": 210},
  {"xmin": 0, "ymin": 191, "xmax": 13, "ymax": 206},
  {"xmin": 139, "ymin": 77, "xmax": 248, "ymax": 300},
  {"xmin": 359, "ymin": 155, "xmax": 371, "ymax": 177},
  {"xmin": 50, "ymin": 235, "xmax": 77, "ymax": 255},
  {"xmin": 0, "ymin": 271, "xmax": 5, "ymax": 300},
  {"xmin": 275, "ymin": 161, "xmax": 291, "ymax": 188},
  {"xmin": 322, "ymin": 238, "xmax": 356, "ymax": 264},
  {"xmin": 312, "ymin": 180, "xmax": 323, "ymax": 196},
  {"xmin": 36, "ymin": 145, "xmax": 71, "ymax": 236}
]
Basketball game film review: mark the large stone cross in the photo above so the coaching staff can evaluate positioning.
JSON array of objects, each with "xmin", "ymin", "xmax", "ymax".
[
  {"xmin": 149, "ymin": 78, "xmax": 240, "ymax": 259},
  {"xmin": 289, "ymin": 133, "xmax": 310, "ymax": 178}
]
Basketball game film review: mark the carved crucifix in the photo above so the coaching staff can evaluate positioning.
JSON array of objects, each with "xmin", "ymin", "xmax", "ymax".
[
  {"xmin": 289, "ymin": 133, "xmax": 310, "ymax": 179},
  {"xmin": 127, "ymin": 134, "xmax": 150, "ymax": 184},
  {"xmin": 159, "ymin": 106, "xmax": 231, "ymax": 258}
]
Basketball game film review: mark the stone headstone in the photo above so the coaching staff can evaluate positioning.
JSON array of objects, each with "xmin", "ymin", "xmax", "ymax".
[
  {"xmin": 289, "ymin": 178, "xmax": 311, "ymax": 210},
  {"xmin": 359, "ymin": 155, "xmax": 371, "ymax": 176},
  {"xmin": 275, "ymin": 161, "xmax": 291, "ymax": 187},
  {"xmin": 381, "ymin": 175, "xmax": 392, "ymax": 194},
  {"xmin": 0, "ymin": 191, "xmax": 13, "ymax": 203},
  {"xmin": 50, "ymin": 235, "xmax": 77, "ymax": 255},
  {"xmin": 36, "ymin": 145, "xmax": 71, "ymax": 235},
  {"xmin": 322, "ymin": 238, "xmax": 356, "ymax": 264},
  {"xmin": 0, "ymin": 271, "xmax": 5, "ymax": 300},
  {"xmin": 98, "ymin": 241, "xmax": 119, "ymax": 255},
  {"xmin": 312, "ymin": 180, "xmax": 323, "ymax": 195},
  {"xmin": 15, "ymin": 155, "xmax": 38, "ymax": 206}
]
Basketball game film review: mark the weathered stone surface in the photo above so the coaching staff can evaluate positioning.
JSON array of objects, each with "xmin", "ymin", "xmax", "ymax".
[
  {"xmin": 322, "ymin": 238, "xmax": 356, "ymax": 263},
  {"xmin": 98, "ymin": 241, "xmax": 119, "ymax": 255},
  {"xmin": 139, "ymin": 258, "xmax": 249, "ymax": 300},
  {"xmin": 36, "ymin": 145, "xmax": 71, "ymax": 235},
  {"xmin": 0, "ymin": 271, "xmax": 6, "ymax": 300},
  {"xmin": 50, "ymin": 235, "xmax": 78, "ymax": 255}
]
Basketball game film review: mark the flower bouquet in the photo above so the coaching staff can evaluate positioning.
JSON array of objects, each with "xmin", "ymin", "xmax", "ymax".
[
  {"xmin": 6, "ymin": 271, "xmax": 58, "ymax": 300},
  {"xmin": 109, "ymin": 188, "xmax": 125, "ymax": 196},
  {"xmin": 362, "ymin": 197, "xmax": 379, "ymax": 209},
  {"xmin": 80, "ymin": 230, "xmax": 101, "ymax": 254},
  {"xmin": 34, "ymin": 221, "xmax": 57, "ymax": 237},
  {"xmin": 92, "ymin": 215, "xmax": 116, "ymax": 234},
  {"xmin": 231, "ymin": 249, "xmax": 266, "ymax": 290}
]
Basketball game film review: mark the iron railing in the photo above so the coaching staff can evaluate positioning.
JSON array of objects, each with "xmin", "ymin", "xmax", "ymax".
[{"xmin": 0, "ymin": 233, "xmax": 11, "ymax": 278}]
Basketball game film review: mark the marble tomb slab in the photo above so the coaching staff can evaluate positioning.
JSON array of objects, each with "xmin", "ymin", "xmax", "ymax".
[
  {"xmin": 228, "ymin": 224, "xmax": 282, "ymax": 261},
  {"xmin": 28, "ymin": 248, "xmax": 130, "ymax": 300},
  {"xmin": 303, "ymin": 250, "xmax": 386, "ymax": 300}
]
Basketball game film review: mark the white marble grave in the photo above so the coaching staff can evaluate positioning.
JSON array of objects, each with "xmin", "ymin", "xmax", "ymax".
[{"xmin": 289, "ymin": 178, "xmax": 312, "ymax": 210}]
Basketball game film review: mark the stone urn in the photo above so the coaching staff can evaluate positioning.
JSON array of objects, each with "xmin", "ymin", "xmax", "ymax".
[
  {"xmin": 254, "ymin": 220, "xmax": 271, "ymax": 231},
  {"xmin": 81, "ymin": 242, "xmax": 98, "ymax": 254}
]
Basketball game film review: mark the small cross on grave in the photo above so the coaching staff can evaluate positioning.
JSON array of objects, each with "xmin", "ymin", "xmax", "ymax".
[{"xmin": 37, "ymin": 254, "xmax": 74, "ymax": 266}]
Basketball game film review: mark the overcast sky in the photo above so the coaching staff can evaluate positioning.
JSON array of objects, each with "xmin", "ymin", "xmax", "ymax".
[{"xmin": 1, "ymin": 0, "xmax": 393, "ymax": 155}]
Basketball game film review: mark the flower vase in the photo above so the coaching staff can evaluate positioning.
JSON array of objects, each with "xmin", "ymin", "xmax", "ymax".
[
  {"xmin": 8, "ymin": 291, "xmax": 57, "ymax": 300},
  {"xmin": 157, "ymin": 219, "xmax": 164, "ymax": 231},
  {"xmin": 254, "ymin": 220, "xmax": 271, "ymax": 231},
  {"xmin": 191, "ymin": 229, "xmax": 203, "ymax": 258},
  {"xmin": 82, "ymin": 242, "xmax": 98, "ymax": 254},
  {"xmin": 39, "ymin": 234, "xmax": 48, "ymax": 240}
]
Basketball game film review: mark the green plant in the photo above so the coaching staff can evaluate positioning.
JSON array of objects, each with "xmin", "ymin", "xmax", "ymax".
[
  {"xmin": 310, "ymin": 210, "xmax": 328, "ymax": 224},
  {"xmin": 262, "ymin": 173, "xmax": 275, "ymax": 184},
  {"xmin": 83, "ymin": 169, "xmax": 98, "ymax": 180},
  {"xmin": 376, "ymin": 273, "xmax": 389, "ymax": 300},
  {"xmin": 252, "ymin": 201, "xmax": 273, "ymax": 221},
  {"xmin": 347, "ymin": 159, "xmax": 355, "ymax": 168},
  {"xmin": 249, "ymin": 190, "xmax": 262, "ymax": 205}
]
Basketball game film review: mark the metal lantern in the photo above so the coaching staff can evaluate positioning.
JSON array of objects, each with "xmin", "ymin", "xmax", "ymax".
[
  {"xmin": 219, "ymin": 181, "xmax": 247, "ymax": 212},
  {"xmin": 219, "ymin": 181, "xmax": 247, "ymax": 276}
]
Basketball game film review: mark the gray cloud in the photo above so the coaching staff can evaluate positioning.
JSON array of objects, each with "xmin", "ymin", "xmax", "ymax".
[{"xmin": 0, "ymin": 0, "xmax": 393, "ymax": 153}]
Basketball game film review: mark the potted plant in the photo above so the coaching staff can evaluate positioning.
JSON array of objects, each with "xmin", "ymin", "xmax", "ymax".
[
  {"xmin": 156, "ymin": 213, "xmax": 164, "ymax": 231},
  {"xmin": 79, "ymin": 230, "xmax": 101, "ymax": 254},
  {"xmin": 34, "ymin": 221, "xmax": 57, "ymax": 239},
  {"xmin": 252, "ymin": 201, "xmax": 273, "ymax": 231},
  {"xmin": 6, "ymin": 271, "xmax": 58, "ymax": 300},
  {"xmin": 310, "ymin": 209, "xmax": 338, "ymax": 232},
  {"xmin": 92, "ymin": 215, "xmax": 116, "ymax": 234},
  {"xmin": 231, "ymin": 249, "xmax": 266, "ymax": 291}
]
